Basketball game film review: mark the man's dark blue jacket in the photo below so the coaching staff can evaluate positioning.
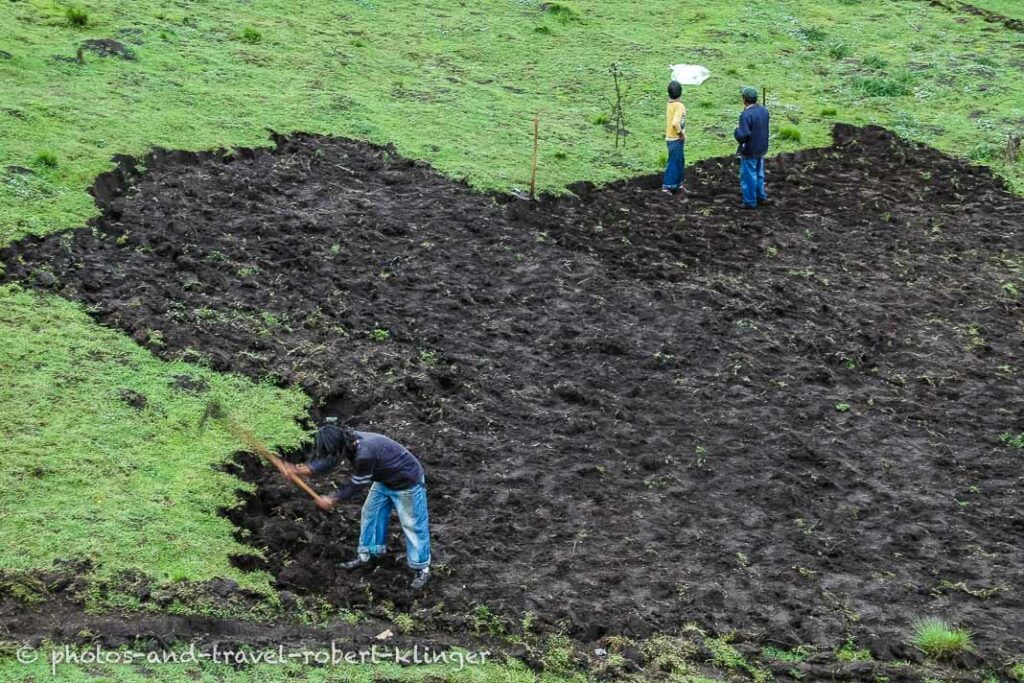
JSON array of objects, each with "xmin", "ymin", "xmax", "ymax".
[
  {"xmin": 734, "ymin": 104, "xmax": 770, "ymax": 158},
  {"xmin": 308, "ymin": 430, "xmax": 424, "ymax": 501}
]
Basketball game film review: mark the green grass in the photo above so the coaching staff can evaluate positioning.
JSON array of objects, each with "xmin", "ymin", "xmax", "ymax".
[
  {"xmin": 33, "ymin": 150, "xmax": 58, "ymax": 168},
  {"xmin": 910, "ymin": 617, "xmax": 975, "ymax": 660},
  {"xmin": 2, "ymin": 0, "xmax": 1024, "ymax": 247},
  {"xmin": 778, "ymin": 126, "xmax": 802, "ymax": 143},
  {"xmin": 64, "ymin": 6, "xmax": 89, "ymax": 28},
  {"xmin": 0, "ymin": 284, "xmax": 308, "ymax": 589},
  {"xmin": 835, "ymin": 638, "xmax": 873, "ymax": 662},
  {"xmin": 955, "ymin": 0, "xmax": 1024, "ymax": 21},
  {"xmin": 762, "ymin": 645, "xmax": 810, "ymax": 663},
  {"xmin": 1000, "ymin": 432, "xmax": 1024, "ymax": 449}
]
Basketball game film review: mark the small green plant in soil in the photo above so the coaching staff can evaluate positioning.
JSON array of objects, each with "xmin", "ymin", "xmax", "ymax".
[
  {"xmin": 1000, "ymin": 432, "xmax": 1024, "ymax": 448},
  {"xmin": 836, "ymin": 637, "xmax": 873, "ymax": 662},
  {"xmin": 370, "ymin": 327, "xmax": 391, "ymax": 342},
  {"xmin": 705, "ymin": 634, "xmax": 770, "ymax": 682},
  {"xmin": 910, "ymin": 617, "xmax": 974, "ymax": 660},
  {"xmin": 763, "ymin": 645, "xmax": 811, "ymax": 662}
]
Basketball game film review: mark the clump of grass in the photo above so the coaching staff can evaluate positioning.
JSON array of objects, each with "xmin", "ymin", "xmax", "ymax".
[
  {"xmin": 853, "ymin": 70, "xmax": 915, "ymax": 97},
  {"xmin": 827, "ymin": 40, "xmax": 851, "ymax": 60},
  {"xmin": 836, "ymin": 638, "xmax": 873, "ymax": 662},
  {"xmin": 762, "ymin": 645, "xmax": 810, "ymax": 663},
  {"xmin": 1000, "ymin": 432, "xmax": 1024, "ymax": 448},
  {"xmin": 33, "ymin": 151, "xmax": 58, "ymax": 168},
  {"xmin": 240, "ymin": 26, "xmax": 262, "ymax": 44},
  {"xmin": 705, "ymin": 635, "xmax": 771, "ymax": 682},
  {"xmin": 370, "ymin": 327, "xmax": 390, "ymax": 342},
  {"xmin": 778, "ymin": 126, "xmax": 802, "ymax": 142},
  {"xmin": 534, "ymin": 24, "xmax": 552, "ymax": 35},
  {"xmin": 543, "ymin": 2, "xmax": 579, "ymax": 24},
  {"xmin": 801, "ymin": 25, "xmax": 827, "ymax": 42},
  {"xmin": 65, "ymin": 6, "xmax": 89, "ymax": 28},
  {"xmin": 820, "ymin": 106, "xmax": 838, "ymax": 116},
  {"xmin": 591, "ymin": 113, "xmax": 610, "ymax": 125},
  {"xmin": 541, "ymin": 633, "xmax": 576, "ymax": 674},
  {"xmin": 910, "ymin": 617, "xmax": 974, "ymax": 660},
  {"xmin": 862, "ymin": 54, "xmax": 889, "ymax": 69},
  {"xmin": 553, "ymin": 149, "xmax": 568, "ymax": 160},
  {"xmin": 392, "ymin": 612, "xmax": 415, "ymax": 634},
  {"xmin": 1010, "ymin": 661, "xmax": 1024, "ymax": 682}
]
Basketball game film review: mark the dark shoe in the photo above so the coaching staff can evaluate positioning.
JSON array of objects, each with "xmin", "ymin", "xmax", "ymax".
[
  {"xmin": 410, "ymin": 569, "xmax": 430, "ymax": 589},
  {"xmin": 339, "ymin": 556, "xmax": 371, "ymax": 570},
  {"xmin": 757, "ymin": 197, "xmax": 770, "ymax": 206},
  {"xmin": 741, "ymin": 203, "xmax": 758, "ymax": 210}
]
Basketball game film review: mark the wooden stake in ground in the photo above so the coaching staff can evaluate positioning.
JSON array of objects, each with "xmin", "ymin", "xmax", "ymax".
[{"xmin": 529, "ymin": 112, "xmax": 540, "ymax": 200}]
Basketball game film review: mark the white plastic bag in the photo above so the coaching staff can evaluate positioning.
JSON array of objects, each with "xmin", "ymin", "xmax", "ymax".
[{"xmin": 669, "ymin": 64, "xmax": 711, "ymax": 86}]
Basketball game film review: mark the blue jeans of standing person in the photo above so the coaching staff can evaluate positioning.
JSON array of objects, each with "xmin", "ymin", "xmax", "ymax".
[
  {"xmin": 739, "ymin": 156, "xmax": 767, "ymax": 207},
  {"xmin": 357, "ymin": 480, "xmax": 431, "ymax": 570},
  {"xmin": 663, "ymin": 139, "xmax": 685, "ymax": 191}
]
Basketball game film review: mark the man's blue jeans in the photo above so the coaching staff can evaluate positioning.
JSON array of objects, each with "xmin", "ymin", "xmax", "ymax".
[
  {"xmin": 663, "ymin": 139, "xmax": 685, "ymax": 190},
  {"xmin": 357, "ymin": 480, "xmax": 431, "ymax": 570},
  {"xmin": 739, "ymin": 156, "xmax": 767, "ymax": 207}
]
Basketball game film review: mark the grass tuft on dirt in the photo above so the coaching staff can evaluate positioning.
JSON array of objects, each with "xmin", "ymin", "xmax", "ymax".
[{"xmin": 910, "ymin": 617, "xmax": 975, "ymax": 660}]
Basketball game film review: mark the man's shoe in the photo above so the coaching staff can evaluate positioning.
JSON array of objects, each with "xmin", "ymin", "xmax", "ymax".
[
  {"xmin": 339, "ymin": 556, "xmax": 371, "ymax": 570},
  {"xmin": 741, "ymin": 203, "xmax": 758, "ymax": 210},
  {"xmin": 410, "ymin": 569, "xmax": 430, "ymax": 589}
]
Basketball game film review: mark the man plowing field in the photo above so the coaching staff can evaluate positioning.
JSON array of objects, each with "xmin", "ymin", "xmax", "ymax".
[{"xmin": 280, "ymin": 424, "xmax": 433, "ymax": 590}]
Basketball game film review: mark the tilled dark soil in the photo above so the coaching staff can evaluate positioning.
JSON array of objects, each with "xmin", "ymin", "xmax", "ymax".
[{"xmin": 4, "ymin": 125, "xmax": 1024, "ymax": 669}]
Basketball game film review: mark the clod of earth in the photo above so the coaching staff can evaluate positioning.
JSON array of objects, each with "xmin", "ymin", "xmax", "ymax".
[{"xmin": 4, "ymin": 125, "xmax": 1024, "ymax": 664}]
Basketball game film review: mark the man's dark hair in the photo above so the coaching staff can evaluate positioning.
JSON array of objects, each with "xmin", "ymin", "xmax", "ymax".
[
  {"xmin": 741, "ymin": 86, "xmax": 759, "ymax": 104},
  {"xmin": 313, "ymin": 424, "xmax": 357, "ymax": 461},
  {"xmin": 667, "ymin": 80, "xmax": 682, "ymax": 99}
]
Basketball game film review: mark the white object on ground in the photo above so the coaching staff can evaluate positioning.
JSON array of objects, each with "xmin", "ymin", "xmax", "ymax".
[{"xmin": 669, "ymin": 64, "xmax": 711, "ymax": 86}]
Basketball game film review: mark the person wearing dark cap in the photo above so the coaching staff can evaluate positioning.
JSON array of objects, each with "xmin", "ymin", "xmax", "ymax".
[
  {"xmin": 662, "ymin": 80, "xmax": 687, "ymax": 194},
  {"xmin": 734, "ymin": 86, "xmax": 770, "ymax": 209},
  {"xmin": 283, "ymin": 424, "xmax": 432, "ymax": 589}
]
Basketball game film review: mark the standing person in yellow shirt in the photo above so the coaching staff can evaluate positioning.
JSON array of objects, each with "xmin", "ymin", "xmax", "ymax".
[{"xmin": 662, "ymin": 80, "xmax": 687, "ymax": 195}]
